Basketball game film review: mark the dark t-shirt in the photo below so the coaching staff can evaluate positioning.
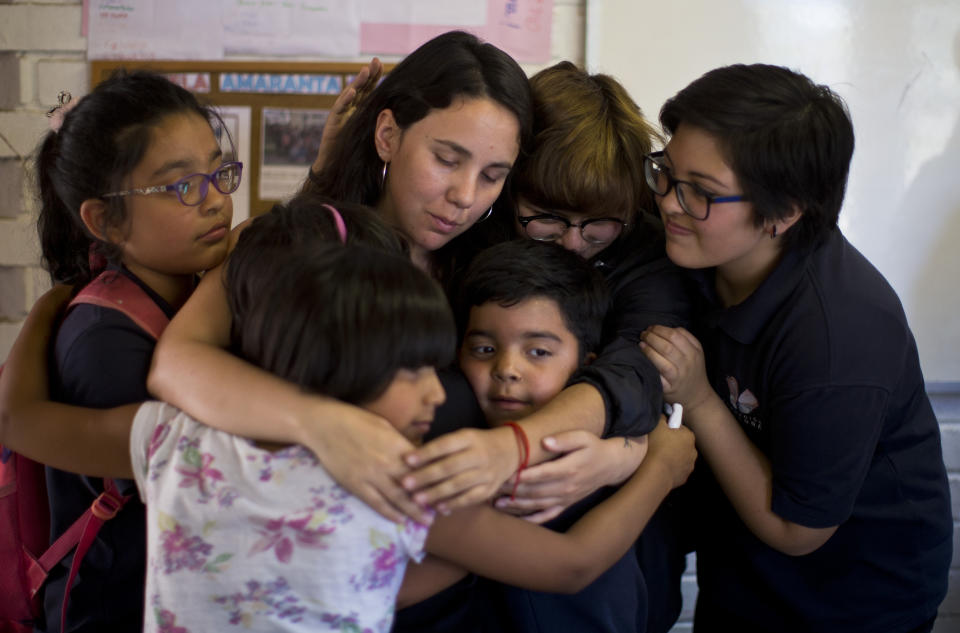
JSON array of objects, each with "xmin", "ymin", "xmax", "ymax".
[
  {"xmin": 688, "ymin": 230, "xmax": 952, "ymax": 633},
  {"xmin": 43, "ymin": 267, "xmax": 174, "ymax": 633}
]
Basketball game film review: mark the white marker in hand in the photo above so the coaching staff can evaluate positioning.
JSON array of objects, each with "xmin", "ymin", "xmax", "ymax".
[{"xmin": 663, "ymin": 402, "xmax": 684, "ymax": 429}]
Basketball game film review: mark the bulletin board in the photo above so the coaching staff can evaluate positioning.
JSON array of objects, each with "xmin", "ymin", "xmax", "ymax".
[{"xmin": 90, "ymin": 60, "xmax": 392, "ymax": 221}]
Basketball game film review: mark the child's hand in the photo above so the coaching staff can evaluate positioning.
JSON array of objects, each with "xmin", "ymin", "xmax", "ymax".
[
  {"xmin": 311, "ymin": 57, "xmax": 383, "ymax": 174},
  {"xmin": 303, "ymin": 404, "xmax": 432, "ymax": 526},
  {"xmin": 639, "ymin": 414, "xmax": 697, "ymax": 491},
  {"xmin": 493, "ymin": 431, "xmax": 648, "ymax": 522},
  {"xmin": 640, "ymin": 325, "xmax": 713, "ymax": 413},
  {"xmin": 401, "ymin": 426, "xmax": 518, "ymax": 513}
]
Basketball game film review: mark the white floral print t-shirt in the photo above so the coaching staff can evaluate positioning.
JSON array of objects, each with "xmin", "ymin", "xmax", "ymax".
[{"xmin": 130, "ymin": 401, "xmax": 428, "ymax": 633}]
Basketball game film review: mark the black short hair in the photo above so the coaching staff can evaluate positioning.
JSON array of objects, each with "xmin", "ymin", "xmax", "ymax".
[
  {"xmin": 660, "ymin": 63, "xmax": 854, "ymax": 251},
  {"xmin": 226, "ymin": 200, "xmax": 454, "ymax": 404},
  {"xmin": 456, "ymin": 240, "xmax": 609, "ymax": 361}
]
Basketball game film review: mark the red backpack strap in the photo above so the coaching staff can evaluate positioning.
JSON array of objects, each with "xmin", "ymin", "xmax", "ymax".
[
  {"xmin": 68, "ymin": 270, "xmax": 170, "ymax": 341},
  {"xmin": 56, "ymin": 480, "xmax": 129, "ymax": 633},
  {"xmin": 41, "ymin": 271, "xmax": 161, "ymax": 628}
]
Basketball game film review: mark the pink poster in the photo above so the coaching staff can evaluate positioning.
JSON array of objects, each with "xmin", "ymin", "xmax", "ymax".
[{"xmin": 361, "ymin": 0, "xmax": 552, "ymax": 64}]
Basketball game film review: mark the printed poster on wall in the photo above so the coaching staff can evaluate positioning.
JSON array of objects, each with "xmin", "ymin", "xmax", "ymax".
[{"xmin": 259, "ymin": 108, "xmax": 329, "ymax": 201}]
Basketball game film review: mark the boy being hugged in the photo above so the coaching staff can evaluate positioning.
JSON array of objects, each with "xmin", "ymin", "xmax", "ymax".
[{"xmin": 398, "ymin": 239, "xmax": 654, "ymax": 633}]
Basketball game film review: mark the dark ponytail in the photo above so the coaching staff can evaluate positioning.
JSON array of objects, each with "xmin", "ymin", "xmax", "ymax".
[
  {"xmin": 34, "ymin": 70, "xmax": 226, "ymax": 285},
  {"xmin": 35, "ymin": 131, "xmax": 92, "ymax": 285}
]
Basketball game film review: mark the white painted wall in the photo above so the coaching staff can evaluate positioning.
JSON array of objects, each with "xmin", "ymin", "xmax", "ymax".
[{"xmin": 587, "ymin": 0, "xmax": 960, "ymax": 381}]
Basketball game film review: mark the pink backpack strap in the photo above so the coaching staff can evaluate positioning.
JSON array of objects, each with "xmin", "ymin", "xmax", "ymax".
[
  {"xmin": 68, "ymin": 270, "xmax": 169, "ymax": 341},
  {"xmin": 40, "ymin": 271, "xmax": 163, "ymax": 629},
  {"xmin": 57, "ymin": 480, "xmax": 129, "ymax": 633}
]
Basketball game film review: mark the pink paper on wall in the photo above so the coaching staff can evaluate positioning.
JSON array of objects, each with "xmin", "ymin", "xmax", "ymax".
[{"xmin": 361, "ymin": 0, "xmax": 552, "ymax": 63}]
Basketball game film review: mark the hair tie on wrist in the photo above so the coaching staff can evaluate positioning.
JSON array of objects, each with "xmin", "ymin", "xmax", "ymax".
[{"xmin": 503, "ymin": 421, "xmax": 530, "ymax": 501}]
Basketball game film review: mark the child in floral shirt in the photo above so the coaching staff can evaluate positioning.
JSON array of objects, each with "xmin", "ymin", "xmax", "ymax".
[{"xmin": 130, "ymin": 204, "xmax": 444, "ymax": 633}]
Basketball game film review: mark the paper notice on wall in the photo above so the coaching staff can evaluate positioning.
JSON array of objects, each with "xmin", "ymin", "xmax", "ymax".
[
  {"xmin": 222, "ymin": 0, "xmax": 360, "ymax": 57},
  {"xmin": 359, "ymin": 0, "xmax": 552, "ymax": 63},
  {"xmin": 216, "ymin": 106, "xmax": 252, "ymax": 227},
  {"xmin": 87, "ymin": 0, "xmax": 223, "ymax": 60},
  {"xmin": 361, "ymin": 0, "xmax": 486, "ymax": 26}
]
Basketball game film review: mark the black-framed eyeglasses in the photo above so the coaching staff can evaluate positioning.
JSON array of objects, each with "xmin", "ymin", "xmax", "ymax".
[
  {"xmin": 643, "ymin": 151, "xmax": 744, "ymax": 220},
  {"xmin": 102, "ymin": 161, "xmax": 243, "ymax": 207},
  {"xmin": 517, "ymin": 212, "xmax": 628, "ymax": 245}
]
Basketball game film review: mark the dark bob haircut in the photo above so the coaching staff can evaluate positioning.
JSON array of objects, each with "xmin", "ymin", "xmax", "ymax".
[
  {"xmin": 659, "ymin": 63, "xmax": 854, "ymax": 251},
  {"xmin": 455, "ymin": 239, "xmax": 610, "ymax": 361},
  {"xmin": 227, "ymin": 220, "xmax": 454, "ymax": 404}
]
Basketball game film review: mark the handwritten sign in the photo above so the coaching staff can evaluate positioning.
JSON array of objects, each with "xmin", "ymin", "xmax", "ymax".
[
  {"xmin": 88, "ymin": 0, "xmax": 223, "ymax": 60},
  {"xmin": 86, "ymin": 0, "xmax": 552, "ymax": 63}
]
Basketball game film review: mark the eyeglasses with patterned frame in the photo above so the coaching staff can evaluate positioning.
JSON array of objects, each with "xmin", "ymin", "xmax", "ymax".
[{"xmin": 102, "ymin": 161, "xmax": 243, "ymax": 207}]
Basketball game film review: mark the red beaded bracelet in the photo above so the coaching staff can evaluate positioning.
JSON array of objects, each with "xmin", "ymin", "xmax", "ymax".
[{"xmin": 503, "ymin": 421, "xmax": 530, "ymax": 500}]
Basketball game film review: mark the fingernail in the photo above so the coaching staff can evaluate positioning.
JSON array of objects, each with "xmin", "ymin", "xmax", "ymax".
[
  {"xmin": 405, "ymin": 455, "xmax": 419, "ymax": 467},
  {"xmin": 402, "ymin": 477, "xmax": 415, "ymax": 490},
  {"xmin": 494, "ymin": 498, "xmax": 508, "ymax": 508},
  {"xmin": 437, "ymin": 504, "xmax": 450, "ymax": 516},
  {"xmin": 543, "ymin": 436, "xmax": 557, "ymax": 449},
  {"xmin": 413, "ymin": 492, "xmax": 427, "ymax": 505}
]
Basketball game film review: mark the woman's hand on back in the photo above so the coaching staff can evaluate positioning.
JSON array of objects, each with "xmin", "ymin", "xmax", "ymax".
[
  {"xmin": 493, "ymin": 431, "xmax": 649, "ymax": 523},
  {"xmin": 311, "ymin": 57, "xmax": 383, "ymax": 174}
]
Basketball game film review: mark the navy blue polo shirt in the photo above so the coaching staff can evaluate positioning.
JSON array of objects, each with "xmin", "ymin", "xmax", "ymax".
[
  {"xmin": 43, "ymin": 266, "xmax": 174, "ymax": 633},
  {"xmin": 688, "ymin": 230, "xmax": 951, "ymax": 633}
]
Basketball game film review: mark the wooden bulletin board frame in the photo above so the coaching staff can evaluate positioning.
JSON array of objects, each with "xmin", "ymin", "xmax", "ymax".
[{"xmin": 90, "ymin": 60, "xmax": 391, "ymax": 218}]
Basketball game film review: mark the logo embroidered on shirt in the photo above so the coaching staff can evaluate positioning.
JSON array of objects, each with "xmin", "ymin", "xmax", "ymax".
[
  {"xmin": 726, "ymin": 376, "xmax": 758, "ymax": 413},
  {"xmin": 726, "ymin": 376, "xmax": 763, "ymax": 431}
]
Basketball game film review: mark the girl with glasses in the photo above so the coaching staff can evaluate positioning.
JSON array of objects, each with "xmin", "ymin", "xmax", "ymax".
[
  {"xmin": 640, "ymin": 64, "xmax": 951, "ymax": 633},
  {"xmin": 1, "ymin": 70, "xmax": 236, "ymax": 633}
]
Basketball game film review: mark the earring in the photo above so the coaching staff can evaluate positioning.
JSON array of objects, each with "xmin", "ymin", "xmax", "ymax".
[
  {"xmin": 476, "ymin": 206, "xmax": 493, "ymax": 223},
  {"xmin": 770, "ymin": 225, "xmax": 778, "ymax": 239},
  {"xmin": 380, "ymin": 162, "xmax": 389, "ymax": 189}
]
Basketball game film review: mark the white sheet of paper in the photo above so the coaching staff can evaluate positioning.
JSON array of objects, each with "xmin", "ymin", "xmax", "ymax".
[
  {"xmin": 360, "ymin": 0, "xmax": 486, "ymax": 26},
  {"xmin": 216, "ymin": 106, "xmax": 252, "ymax": 227},
  {"xmin": 222, "ymin": 0, "xmax": 361, "ymax": 57},
  {"xmin": 88, "ymin": 0, "xmax": 223, "ymax": 60}
]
